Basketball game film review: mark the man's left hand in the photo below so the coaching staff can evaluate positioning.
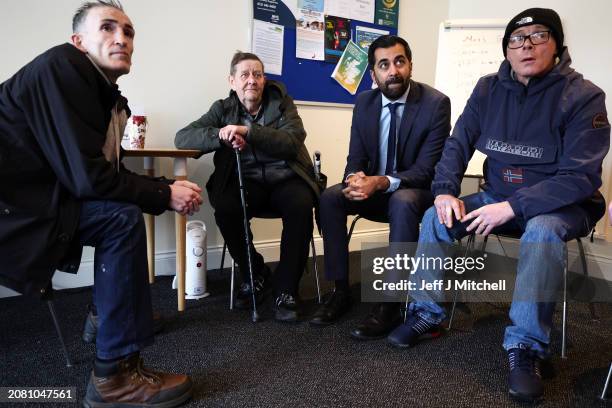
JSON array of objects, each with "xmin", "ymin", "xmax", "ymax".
[
  {"xmin": 219, "ymin": 125, "xmax": 248, "ymax": 150},
  {"xmin": 343, "ymin": 175, "xmax": 389, "ymax": 201},
  {"xmin": 462, "ymin": 201, "xmax": 515, "ymax": 236}
]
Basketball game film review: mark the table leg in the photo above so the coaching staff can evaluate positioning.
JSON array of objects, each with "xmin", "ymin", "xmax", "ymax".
[
  {"xmin": 144, "ymin": 157, "xmax": 155, "ymax": 284},
  {"xmin": 174, "ymin": 158, "xmax": 188, "ymax": 312}
]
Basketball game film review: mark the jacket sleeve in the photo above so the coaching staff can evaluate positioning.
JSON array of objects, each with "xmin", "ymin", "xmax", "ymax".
[
  {"xmin": 394, "ymin": 95, "xmax": 451, "ymax": 189},
  {"xmin": 431, "ymin": 81, "xmax": 482, "ymax": 197},
  {"xmin": 506, "ymin": 89, "xmax": 610, "ymax": 219},
  {"xmin": 174, "ymin": 99, "xmax": 224, "ymax": 156},
  {"xmin": 246, "ymin": 95, "xmax": 307, "ymax": 160},
  {"xmin": 20, "ymin": 53, "xmax": 171, "ymax": 215},
  {"xmin": 343, "ymin": 101, "xmax": 370, "ymax": 181}
]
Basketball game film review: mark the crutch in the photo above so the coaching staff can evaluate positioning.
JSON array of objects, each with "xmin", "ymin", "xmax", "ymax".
[{"xmin": 234, "ymin": 148, "xmax": 260, "ymax": 322}]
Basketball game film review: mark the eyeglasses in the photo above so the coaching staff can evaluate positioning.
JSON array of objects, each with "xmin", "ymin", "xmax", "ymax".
[{"xmin": 507, "ymin": 30, "xmax": 551, "ymax": 49}]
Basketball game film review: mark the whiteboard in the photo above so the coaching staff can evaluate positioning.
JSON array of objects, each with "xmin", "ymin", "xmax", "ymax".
[{"xmin": 435, "ymin": 19, "xmax": 506, "ymax": 176}]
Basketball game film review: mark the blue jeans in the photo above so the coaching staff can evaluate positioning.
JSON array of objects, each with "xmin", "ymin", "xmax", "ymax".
[
  {"xmin": 78, "ymin": 200, "xmax": 154, "ymax": 359},
  {"xmin": 410, "ymin": 191, "xmax": 591, "ymax": 358}
]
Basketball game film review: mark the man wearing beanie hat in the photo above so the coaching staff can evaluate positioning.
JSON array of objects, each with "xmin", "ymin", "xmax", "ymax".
[{"xmin": 387, "ymin": 7, "xmax": 610, "ymax": 403}]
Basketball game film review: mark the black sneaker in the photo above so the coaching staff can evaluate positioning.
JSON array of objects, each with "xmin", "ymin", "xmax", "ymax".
[
  {"xmin": 387, "ymin": 313, "xmax": 442, "ymax": 348},
  {"xmin": 235, "ymin": 266, "xmax": 271, "ymax": 310},
  {"xmin": 310, "ymin": 290, "xmax": 352, "ymax": 326},
  {"xmin": 507, "ymin": 346, "xmax": 544, "ymax": 402},
  {"xmin": 274, "ymin": 293, "xmax": 300, "ymax": 322}
]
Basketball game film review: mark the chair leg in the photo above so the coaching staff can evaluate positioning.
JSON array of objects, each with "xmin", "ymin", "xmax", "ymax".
[
  {"xmin": 220, "ymin": 242, "xmax": 227, "ymax": 271},
  {"xmin": 47, "ymin": 300, "xmax": 72, "ymax": 368},
  {"xmin": 601, "ymin": 362, "xmax": 612, "ymax": 400},
  {"xmin": 310, "ymin": 236, "xmax": 322, "ymax": 304},
  {"xmin": 229, "ymin": 258, "xmax": 235, "ymax": 310},
  {"xmin": 347, "ymin": 215, "xmax": 362, "ymax": 241},
  {"xmin": 562, "ymin": 244, "xmax": 568, "ymax": 359},
  {"xmin": 576, "ymin": 238, "xmax": 597, "ymax": 320}
]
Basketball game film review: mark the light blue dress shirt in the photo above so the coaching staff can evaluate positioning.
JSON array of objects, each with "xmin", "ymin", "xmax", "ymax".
[{"xmin": 378, "ymin": 85, "xmax": 410, "ymax": 193}]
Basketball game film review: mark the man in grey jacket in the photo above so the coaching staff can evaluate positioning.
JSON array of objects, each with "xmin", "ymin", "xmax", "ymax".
[{"xmin": 176, "ymin": 51, "xmax": 320, "ymax": 322}]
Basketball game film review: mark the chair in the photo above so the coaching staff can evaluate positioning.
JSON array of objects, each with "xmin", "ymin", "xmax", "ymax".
[
  {"xmin": 347, "ymin": 214, "xmax": 389, "ymax": 242},
  {"xmin": 34, "ymin": 285, "xmax": 73, "ymax": 367},
  {"xmin": 602, "ymin": 362, "xmax": 612, "ymax": 400},
  {"xmin": 448, "ymin": 231, "xmax": 597, "ymax": 359},
  {"xmin": 220, "ymin": 210, "xmax": 322, "ymax": 308}
]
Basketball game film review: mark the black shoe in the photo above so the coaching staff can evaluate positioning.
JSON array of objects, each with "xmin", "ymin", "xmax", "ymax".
[
  {"xmin": 274, "ymin": 293, "xmax": 301, "ymax": 322},
  {"xmin": 82, "ymin": 308, "xmax": 164, "ymax": 344},
  {"xmin": 387, "ymin": 314, "xmax": 442, "ymax": 348},
  {"xmin": 310, "ymin": 290, "xmax": 352, "ymax": 326},
  {"xmin": 350, "ymin": 302, "xmax": 401, "ymax": 340},
  {"xmin": 234, "ymin": 266, "xmax": 271, "ymax": 310},
  {"xmin": 507, "ymin": 346, "xmax": 544, "ymax": 402}
]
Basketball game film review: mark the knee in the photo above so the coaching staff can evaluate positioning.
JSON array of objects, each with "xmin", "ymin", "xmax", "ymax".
[
  {"xmin": 524, "ymin": 215, "xmax": 568, "ymax": 243},
  {"xmin": 112, "ymin": 203, "xmax": 144, "ymax": 231},
  {"xmin": 320, "ymin": 183, "xmax": 345, "ymax": 212}
]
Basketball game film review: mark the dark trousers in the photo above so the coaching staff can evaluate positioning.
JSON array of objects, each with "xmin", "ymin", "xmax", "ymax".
[
  {"xmin": 214, "ymin": 176, "xmax": 315, "ymax": 295},
  {"xmin": 320, "ymin": 183, "xmax": 433, "ymax": 281},
  {"xmin": 78, "ymin": 200, "xmax": 153, "ymax": 359}
]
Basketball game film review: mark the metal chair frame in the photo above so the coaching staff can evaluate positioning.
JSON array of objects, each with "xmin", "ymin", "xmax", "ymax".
[{"xmin": 448, "ymin": 232, "xmax": 597, "ymax": 359}]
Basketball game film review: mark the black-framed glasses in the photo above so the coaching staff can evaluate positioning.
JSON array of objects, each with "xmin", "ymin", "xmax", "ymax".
[{"xmin": 507, "ymin": 30, "xmax": 551, "ymax": 49}]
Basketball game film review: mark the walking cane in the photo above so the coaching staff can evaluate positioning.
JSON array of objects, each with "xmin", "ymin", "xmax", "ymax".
[{"xmin": 234, "ymin": 148, "xmax": 260, "ymax": 322}]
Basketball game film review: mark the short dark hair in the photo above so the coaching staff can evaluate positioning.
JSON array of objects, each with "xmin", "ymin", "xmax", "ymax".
[
  {"xmin": 230, "ymin": 51, "xmax": 264, "ymax": 75},
  {"xmin": 72, "ymin": 0, "xmax": 124, "ymax": 33},
  {"xmin": 367, "ymin": 35, "xmax": 412, "ymax": 68}
]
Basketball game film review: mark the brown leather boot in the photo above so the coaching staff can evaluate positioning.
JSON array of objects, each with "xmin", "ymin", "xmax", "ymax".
[{"xmin": 84, "ymin": 354, "xmax": 192, "ymax": 407}]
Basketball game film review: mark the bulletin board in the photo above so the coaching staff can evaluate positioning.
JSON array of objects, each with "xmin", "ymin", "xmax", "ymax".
[{"xmin": 252, "ymin": 0, "xmax": 400, "ymax": 106}]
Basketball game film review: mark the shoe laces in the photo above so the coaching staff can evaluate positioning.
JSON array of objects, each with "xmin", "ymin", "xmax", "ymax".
[
  {"xmin": 508, "ymin": 348, "xmax": 541, "ymax": 378},
  {"xmin": 410, "ymin": 316, "xmax": 435, "ymax": 335},
  {"xmin": 127, "ymin": 358, "xmax": 162, "ymax": 385},
  {"xmin": 276, "ymin": 293, "xmax": 296, "ymax": 306}
]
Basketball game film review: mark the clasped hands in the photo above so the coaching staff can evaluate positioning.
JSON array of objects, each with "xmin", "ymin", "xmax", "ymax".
[
  {"xmin": 342, "ymin": 171, "xmax": 389, "ymax": 201},
  {"xmin": 169, "ymin": 180, "xmax": 204, "ymax": 216},
  {"xmin": 434, "ymin": 194, "xmax": 515, "ymax": 236},
  {"xmin": 219, "ymin": 125, "xmax": 248, "ymax": 150}
]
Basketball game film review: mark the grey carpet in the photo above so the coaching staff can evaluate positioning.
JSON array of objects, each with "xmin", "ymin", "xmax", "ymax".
[{"xmin": 1, "ymin": 254, "xmax": 611, "ymax": 408}]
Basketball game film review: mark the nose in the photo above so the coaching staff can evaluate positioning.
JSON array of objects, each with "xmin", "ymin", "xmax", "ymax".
[
  {"xmin": 114, "ymin": 31, "xmax": 128, "ymax": 47},
  {"xmin": 522, "ymin": 36, "xmax": 535, "ymax": 49}
]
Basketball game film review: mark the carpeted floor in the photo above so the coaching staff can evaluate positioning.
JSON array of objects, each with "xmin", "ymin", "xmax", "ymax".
[{"xmin": 1, "ymin": 254, "xmax": 611, "ymax": 408}]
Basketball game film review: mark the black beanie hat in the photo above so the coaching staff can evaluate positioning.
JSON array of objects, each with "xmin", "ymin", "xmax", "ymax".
[{"xmin": 502, "ymin": 8, "xmax": 564, "ymax": 57}]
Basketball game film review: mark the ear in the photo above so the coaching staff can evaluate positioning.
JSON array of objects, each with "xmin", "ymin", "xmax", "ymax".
[
  {"xmin": 370, "ymin": 69, "xmax": 376, "ymax": 83},
  {"xmin": 228, "ymin": 74, "xmax": 236, "ymax": 91},
  {"xmin": 70, "ymin": 33, "xmax": 87, "ymax": 53}
]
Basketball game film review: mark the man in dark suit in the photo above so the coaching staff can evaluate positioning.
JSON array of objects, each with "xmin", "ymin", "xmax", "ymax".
[{"xmin": 310, "ymin": 35, "xmax": 451, "ymax": 340}]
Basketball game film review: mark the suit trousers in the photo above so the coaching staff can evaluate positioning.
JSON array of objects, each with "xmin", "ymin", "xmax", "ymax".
[
  {"xmin": 213, "ymin": 176, "xmax": 315, "ymax": 296},
  {"xmin": 320, "ymin": 183, "xmax": 433, "ymax": 281}
]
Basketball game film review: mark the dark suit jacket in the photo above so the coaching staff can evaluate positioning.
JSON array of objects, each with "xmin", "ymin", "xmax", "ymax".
[{"xmin": 344, "ymin": 80, "xmax": 451, "ymax": 190}]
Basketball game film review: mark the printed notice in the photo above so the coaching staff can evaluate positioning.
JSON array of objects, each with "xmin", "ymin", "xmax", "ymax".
[
  {"xmin": 252, "ymin": 19, "xmax": 284, "ymax": 75},
  {"xmin": 331, "ymin": 40, "xmax": 369, "ymax": 94}
]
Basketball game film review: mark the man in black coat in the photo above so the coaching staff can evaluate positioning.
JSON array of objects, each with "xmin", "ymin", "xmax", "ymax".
[
  {"xmin": 176, "ymin": 52, "xmax": 320, "ymax": 322},
  {"xmin": 310, "ymin": 35, "xmax": 451, "ymax": 341},
  {"xmin": 0, "ymin": 1, "xmax": 200, "ymax": 406}
]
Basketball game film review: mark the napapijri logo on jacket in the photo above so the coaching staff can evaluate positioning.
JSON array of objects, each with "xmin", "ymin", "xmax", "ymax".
[{"xmin": 485, "ymin": 139, "xmax": 544, "ymax": 159}]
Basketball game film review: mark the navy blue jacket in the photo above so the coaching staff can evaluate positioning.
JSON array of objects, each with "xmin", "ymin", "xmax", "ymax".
[
  {"xmin": 345, "ymin": 80, "xmax": 451, "ymax": 189},
  {"xmin": 432, "ymin": 48, "xmax": 610, "ymax": 221}
]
